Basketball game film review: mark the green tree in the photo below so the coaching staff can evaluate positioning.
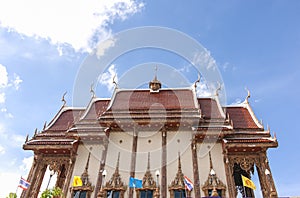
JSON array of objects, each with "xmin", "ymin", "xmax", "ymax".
[
  {"xmin": 6, "ymin": 193, "xmax": 17, "ymax": 198},
  {"xmin": 40, "ymin": 187, "xmax": 64, "ymax": 198}
]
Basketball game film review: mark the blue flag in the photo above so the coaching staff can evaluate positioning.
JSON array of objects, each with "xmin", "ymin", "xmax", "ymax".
[{"xmin": 129, "ymin": 177, "xmax": 142, "ymax": 188}]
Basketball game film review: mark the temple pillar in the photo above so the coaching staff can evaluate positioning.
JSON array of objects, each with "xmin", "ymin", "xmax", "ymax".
[
  {"xmin": 95, "ymin": 138, "xmax": 109, "ymax": 198},
  {"xmin": 191, "ymin": 140, "xmax": 201, "ymax": 198},
  {"xmin": 161, "ymin": 129, "xmax": 167, "ymax": 198},
  {"xmin": 224, "ymin": 154, "xmax": 237, "ymax": 198},
  {"xmin": 62, "ymin": 156, "xmax": 76, "ymax": 197},
  {"xmin": 20, "ymin": 153, "xmax": 38, "ymax": 198},
  {"xmin": 256, "ymin": 152, "xmax": 278, "ymax": 198},
  {"xmin": 21, "ymin": 154, "xmax": 47, "ymax": 198},
  {"xmin": 129, "ymin": 129, "xmax": 138, "ymax": 198},
  {"xmin": 31, "ymin": 161, "xmax": 47, "ymax": 198}
]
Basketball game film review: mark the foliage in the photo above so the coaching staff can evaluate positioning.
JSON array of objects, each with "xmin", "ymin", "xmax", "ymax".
[
  {"xmin": 6, "ymin": 193, "xmax": 17, "ymax": 198},
  {"xmin": 40, "ymin": 187, "xmax": 64, "ymax": 198}
]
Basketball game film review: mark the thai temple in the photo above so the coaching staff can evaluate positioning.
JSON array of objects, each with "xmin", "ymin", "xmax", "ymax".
[{"xmin": 21, "ymin": 73, "xmax": 278, "ymax": 198}]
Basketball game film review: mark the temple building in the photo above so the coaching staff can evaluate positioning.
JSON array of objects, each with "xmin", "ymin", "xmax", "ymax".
[{"xmin": 22, "ymin": 75, "xmax": 278, "ymax": 198}]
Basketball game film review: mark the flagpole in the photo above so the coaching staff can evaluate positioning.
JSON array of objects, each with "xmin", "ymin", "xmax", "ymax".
[
  {"xmin": 15, "ymin": 176, "xmax": 21, "ymax": 197},
  {"xmin": 15, "ymin": 185, "xmax": 19, "ymax": 197}
]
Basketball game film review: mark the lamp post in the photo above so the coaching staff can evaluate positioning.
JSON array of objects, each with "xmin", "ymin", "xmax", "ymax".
[
  {"xmin": 102, "ymin": 169, "xmax": 107, "ymax": 187},
  {"xmin": 265, "ymin": 168, "xmax": 272, "ymax": 190},
  {"xmin": 98, "ymin": 169, "xmax": 107, "ymax": 198},
  {"xmin": 46, "ymin": 169, "xmax": 55, "ymax": 190},
  {"xmin": 154, "ymin": 170, "xmax": 160, "ymax": 198}
]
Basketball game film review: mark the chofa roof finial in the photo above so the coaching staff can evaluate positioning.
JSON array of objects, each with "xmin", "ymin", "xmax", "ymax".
[
  {"xmin": 61, "ymin": 91, "xmax": 67, "ymax": 106},
  {"xmin": 194, "ymin": 73, "xmax": 201, "ymax": 88},
  {"xmin": 215, "ymin": 81, "xmax": 221, "ymax": 96},
  {"xmin": 90, "ymin": 82, "xmax": 96, "ymax": 98},
  {"xmin": 113, "ymin": 75, "xmax": 118, "ymax": 89},
  {"xmin": 245, "ymin": 87, "xmax": 250, "ymax": 103}
]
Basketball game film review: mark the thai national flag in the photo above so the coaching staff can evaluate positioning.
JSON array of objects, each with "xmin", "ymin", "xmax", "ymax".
[
  {"xmin": 184, "ymin": 176, "xmax": 194, "ymax": 191},
  {"xmin": 18, "ymin": 177, "xmax": 31, "ymax": 190}
]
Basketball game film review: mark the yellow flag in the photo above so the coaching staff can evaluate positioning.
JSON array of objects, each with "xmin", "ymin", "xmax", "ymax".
[
  {"xmin": 241, "ymin": 175, "xmax": 256, "ymax": 190},
  {"xmin": 72, "ymin": 176, "xmax": 83, "ymax": 187}
]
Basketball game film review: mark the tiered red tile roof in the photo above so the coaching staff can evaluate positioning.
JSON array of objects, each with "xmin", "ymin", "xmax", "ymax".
[
  {"xmin": 226, "ymin": 107, "xmax": 261, "ymax": 130},
  {"xmin": 109, "ymin": 89, "xmax": 197, "ymax": 110},
  {"xmin": 23, "ymin": 86, "xmax": 278, "ymax": 153}
]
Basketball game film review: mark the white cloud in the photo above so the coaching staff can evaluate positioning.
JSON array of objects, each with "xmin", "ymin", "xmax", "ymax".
[
  {"xmin": 19, "ymin": 156, "xmax": 33, "ymax": 173},
  {"xmin": 0, "ymin": 64, "xmax": 8, "ymax": 88},
  {"xmin": 0, "ymin": 64, "xmax": 22, "ymax": 117},
  {"xmin": 192, "ymin": 50, "xmax": 217, "ymax": 71},
  {"xmin": 0, "ymin": 145, "xmax": 5, "ymax": 155},
  {"xmin": 96, "ymin": 38, "xmax": 116, "ymax": 58},
  {"xmin": 0, "ymin": 0, "xmax": 143, "ymax": 52},
  {"xmin": 0, "ymin": 155, "xmax": 33, "ymax": 197},
  {"xmin": 0, "ymin": 92, "xmax": 5, "ymax": 104},
  {"xmin": 0, "ymin": 172, "xmax": 21, "ymax": 197},
  {"xmin": 196, "ymin": 80, "xmax": 212, "ymax": 97},
  {"xmin": 98, "ymin": 64, "xmax": 118, "ymax": 93},
  {"xmin": 222, "ymin": 62, "xmax": 237, "ymax": 72},
  {"xmin": 11, "ymin": 134, "xmax": 26, "ymax": 147},
  {"xmin": 230, "ymin": 98, "xmax": 242, "ymax": 105},
  {"xmin": 12, "ymin": 73, "xmax": 22, "ymax": 90}
]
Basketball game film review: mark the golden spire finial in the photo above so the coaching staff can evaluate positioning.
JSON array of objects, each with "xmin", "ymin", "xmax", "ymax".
[
  {"xmin": 209, "ymin": 151, "xmax": 213, "ymax": 170},
  {"xmin": 81, "ymin": 152, "xmax": 91, "ymax": 186},
  {"xmin": 178, "ymin": 152, "xmax": 182, "ymax": 170},
  {"xmin": 116, "ymin": 152, "xmax": 120, "ymax": 173},
  {"xmin": 85, "ymin": 152, "xmax": 91, "ymax": 173},
  {"xmin": 147, "ymin": 152, "xmax": 150, "ymax": 171},
  {"xmin": 209, "ymin": 151, "xmax": 216, "ymax": 176},
  {"xmin": 61, "ymin": 91, "xmax": 67, "ymax": 106},
  {"xmin": 149, "ymin": 66, "xmax": 161, "ymax": 91}
]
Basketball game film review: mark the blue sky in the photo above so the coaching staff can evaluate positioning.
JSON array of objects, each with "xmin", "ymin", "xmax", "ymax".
[{"xmin": 0, "ymin": 0, "xmax": 300, "ymax": 197}]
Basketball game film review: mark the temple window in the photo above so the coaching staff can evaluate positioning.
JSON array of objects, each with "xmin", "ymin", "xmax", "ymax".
[
  {"xmin": 73, "ymin": 190, "xmax": 87, "ymax": 198},
  {"xmin": 139, "ymin": 189, "xmax": 153, "ymax": 198},
  {"xmin": 107, "ymin": 190, "xmax": 120, "ymax": 198},
  {"xmin": 100, "ymin": 153, "xmax": 127, "ymax": 198},
  {"xmin": 202, "ymin": 152, "xmax": 226, "ymax": 197},
  {"xmin": 70, "ymin": 152, "xmax": 94, "ymax": 198},
  {"xmin": 169, "ymin": 153, "xmax": 192, "ymax": 198},
  {"xmin": 135, "ymin": 153, "xmax": 158, "ymax": 198},
  {"xmin": 173, "ymin": 189, "xmax": 186, "ymax": 198}
]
